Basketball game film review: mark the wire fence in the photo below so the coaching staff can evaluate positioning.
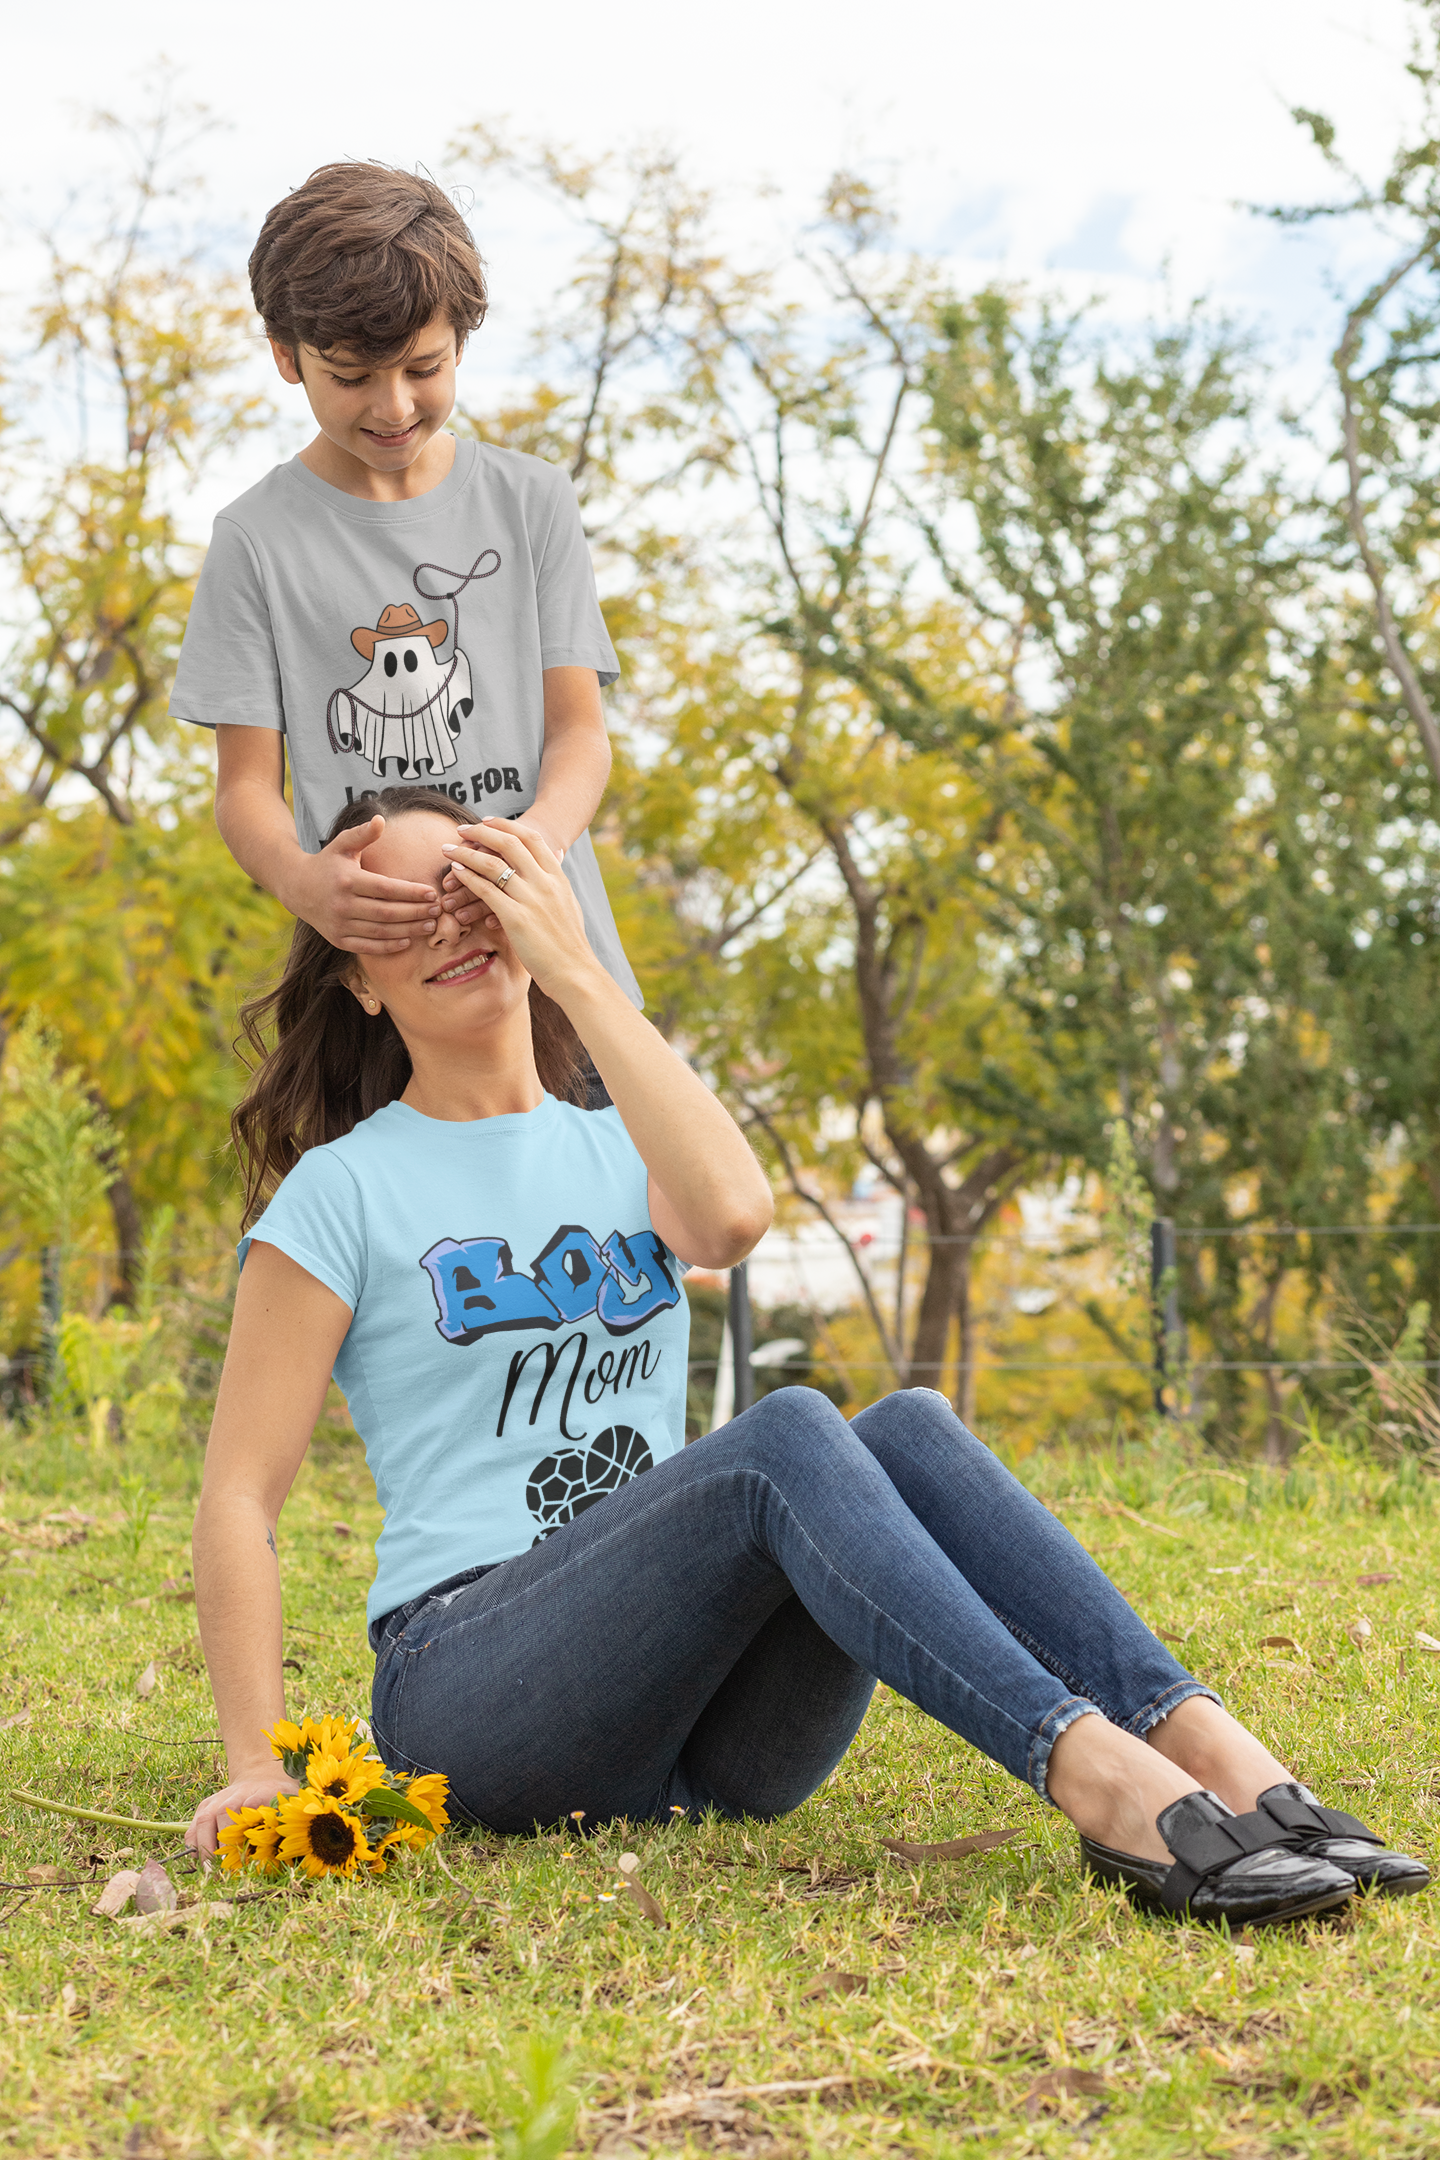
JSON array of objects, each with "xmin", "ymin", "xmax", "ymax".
[
  {"xmin": 10, "ymin": 1219, "xmax": 1437, "ymax": 1417},
  {"xmin": 702, "ymin": 1214, "xmax": 1440, "ymax": 1412}
]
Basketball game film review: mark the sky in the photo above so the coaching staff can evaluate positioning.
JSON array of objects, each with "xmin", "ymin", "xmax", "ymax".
[{"xmin": 0, "ymin": 0, "xmax": 1428, "ymax": 528}]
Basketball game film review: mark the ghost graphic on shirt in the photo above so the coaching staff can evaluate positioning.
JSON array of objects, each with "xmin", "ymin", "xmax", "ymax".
[{"xmin": 327, "ymin": 602, "xmax": 474, "ymax": 780}]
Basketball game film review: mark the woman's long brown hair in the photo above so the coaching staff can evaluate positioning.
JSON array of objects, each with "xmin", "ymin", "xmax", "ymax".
[{"xmin": 232, "ymin": 788, "xmax": 587, "ymax": 1229}]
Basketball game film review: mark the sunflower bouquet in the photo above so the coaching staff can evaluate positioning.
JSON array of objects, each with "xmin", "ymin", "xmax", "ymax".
[{"xmin": 218, "ymin": 1715, "xmax": 449, "ymax": 1880}]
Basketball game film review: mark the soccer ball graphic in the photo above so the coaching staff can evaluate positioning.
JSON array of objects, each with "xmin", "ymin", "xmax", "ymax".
[{"xmin": 527, "ymin": 1425, "xmax": 654, "ymax": 1541}]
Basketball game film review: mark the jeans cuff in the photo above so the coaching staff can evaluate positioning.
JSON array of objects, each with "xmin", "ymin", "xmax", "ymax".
[
  {"xmin": 1126, "ymin": 1679, "xmax": 1223, "ymax": 1741},
  {"xmin": 1027, "ymin": 1696, "xmax": 1104, "ymax": 1803}
]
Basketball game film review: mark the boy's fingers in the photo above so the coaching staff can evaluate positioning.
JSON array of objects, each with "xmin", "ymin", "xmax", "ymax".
[
  {"xmin": 350, "ymin": 872, "xmax": 440, "ymax": 904},
  {"xmin": 342, "ymin": 896, "xmax": 437, "ymax": 923},
  {"xmin": 329, "ymin": 815, "xmax": 386, "ymax": 856}
]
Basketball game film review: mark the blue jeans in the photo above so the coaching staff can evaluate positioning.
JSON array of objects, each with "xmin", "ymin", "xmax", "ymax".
[{"xmin": 369, "ymin": 1387, "xmax": 1213, "ymax": 1832}]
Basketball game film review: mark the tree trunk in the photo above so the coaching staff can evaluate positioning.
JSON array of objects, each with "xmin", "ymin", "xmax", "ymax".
[
  {"xmin": 907, "ymin": 1235, "xmax": 963, "ymax": 1388},
  {"xmin": 953, "ymin": 1249, "xmax": 976, "ymax": 1427},
  {"xmin": 103, "ymin": 1160, "xmax": 143, "ymax": 1308}
]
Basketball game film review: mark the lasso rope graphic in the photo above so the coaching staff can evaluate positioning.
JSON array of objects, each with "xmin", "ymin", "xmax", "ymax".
[{"xmin": 326, "ymin": 549, "xmax": 502, "ymax": 755}]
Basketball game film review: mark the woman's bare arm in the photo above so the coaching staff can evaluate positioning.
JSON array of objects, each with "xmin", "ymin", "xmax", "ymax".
[
  {"xmin": 441, "ymin": 820, "xmax": 774, "ymax": 1269},
  {"xmin": 187, "ymin": 1241, "xmax": 352, "ymax": 1852}
]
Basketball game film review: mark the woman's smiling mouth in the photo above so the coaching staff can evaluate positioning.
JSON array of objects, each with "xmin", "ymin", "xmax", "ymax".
[{"xmin": 428, "ymin": 947, "xmax": 496, "ymax": 987}]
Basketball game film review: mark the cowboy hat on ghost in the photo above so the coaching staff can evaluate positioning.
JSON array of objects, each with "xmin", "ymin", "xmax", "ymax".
[{"xmin": 351, "ymin": 602, "xmax": 449, "ymax": 659}]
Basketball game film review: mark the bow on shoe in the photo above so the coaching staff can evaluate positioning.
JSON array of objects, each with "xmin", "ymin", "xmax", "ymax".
[
  {"xmin": 1079, "ymin": 1787, "xmax": 1356, "ymax": 1926},
  {"xmin": 1255, "ymin": 1785, "xmax": 1377, "ymax": 1845},
  {"xmin": 1255, "ymin": 1780, "xmax": 1430, "ymax": 1898},
  {"xmin": 1153, "ymin": 1791, "xmax": 1313, "ymax": 1913}
]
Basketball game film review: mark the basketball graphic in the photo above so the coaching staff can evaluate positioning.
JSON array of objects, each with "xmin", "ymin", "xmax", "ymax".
[{"xmin": 527, "ymin": 1425, "xmax": 654, "ymax": 1541}]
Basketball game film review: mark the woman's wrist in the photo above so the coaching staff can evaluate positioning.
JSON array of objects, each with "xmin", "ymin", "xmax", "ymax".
[{"xmin": 542, "ymin": 956, "xmax": 630, "ymax": 1027}]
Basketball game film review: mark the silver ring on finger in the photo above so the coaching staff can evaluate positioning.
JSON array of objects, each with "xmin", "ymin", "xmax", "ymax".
[{"xmin": 495, "ymin": 865, "xmax": 515, "ymax": 888}]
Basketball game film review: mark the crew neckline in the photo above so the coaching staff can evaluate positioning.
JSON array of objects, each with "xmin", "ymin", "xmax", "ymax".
[
  {"xmin": 379, "ymin": 1089, "xmax": 560, "ymax": 1136},
  {"xmin": 282, "ymin": 434, "xmax": 476, "ymax": 521}
]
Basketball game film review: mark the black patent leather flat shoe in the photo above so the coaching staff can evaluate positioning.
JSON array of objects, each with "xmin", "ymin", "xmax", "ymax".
[
  {"xmin": 1256, "ymin": 1781, "xmax": 1431, "ymax": 1898},
  {"xmin": 1079, "ymin": 1788, "xmax": 1355, "ymax": 1926}
]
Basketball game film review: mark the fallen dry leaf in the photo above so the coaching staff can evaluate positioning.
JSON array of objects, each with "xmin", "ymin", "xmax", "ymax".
[
  {"xmin": 134, "ymin": 1661, "xmax": 157, "ymax": 1699},
  {"xmin": 134, "ymin": 1860, "xmax": 177, "ymax": 1915},
  {"xmin": 1347, "ymin": 1619, "xmax": 1374, "ymax": 1651},
  {"xmin": 91, "ymin": 1868, "xmax": 141, "ymax": 1918},
  {"xmin": 26, "ymin": 1865, "xmax": 81, "ymax": 1885},
  {"xmin": 616, "ymin": 1851, "xmax": 668, "ymax": 1928},
  {"xmin": 1022, "ymin": 2067, "xmax": 1109, "ymax": 2119},
  {"xmin": 1259, "ymin": 1635, "xmax": 1301, "ymax": 1651},
  {"xmin": 1357, "ymin": 1572, "xmax": 1397, "ymax": 1587},
  {"xmin": 1340, "ymin": 1777, "xmax": 1375, "ymax": 1790},
  {"xmin": 0, "ymin": 1710, "xmax": 31, "ymax": 1731},
  {"xmin": 801, "ymin": 1970, "xmax": 867, "ymax": 1998},
  {"xmin": 1155, "ymin": 1627, "xmax": 1185, "ymax": 1643},
  {"xmin": 58, "ymin": 1981, "xmax": 80, "ymax": 2018},
  {"xmin": 332, "ymin": 1520, "xmax": 354, "ymax": 1538},
  {"xmin": 1415, "ymin": 1632, "xmax": 1440, "ymax": 1654},
  {"xmin": 881, "ymin": 1828, "xmax": 1020, "ymax": 1863},
  {"xmin": 119, "ymin": 1900, "xmax": 231, "ymax": 1933}
]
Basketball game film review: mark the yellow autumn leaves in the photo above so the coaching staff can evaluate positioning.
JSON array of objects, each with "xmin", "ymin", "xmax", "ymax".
[{"xmin": 217, "ymin": 1715, "xmax": 449, "ymax": 1881}]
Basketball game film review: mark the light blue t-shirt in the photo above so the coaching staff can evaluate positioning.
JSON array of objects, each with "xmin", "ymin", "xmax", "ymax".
[{"xmin": 240, "ymin": 1094, "xmax": 690, "ymax": 1624}]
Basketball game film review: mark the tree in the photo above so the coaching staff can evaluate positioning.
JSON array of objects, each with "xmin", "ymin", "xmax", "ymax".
[
  {"xmin": 454, "ymin": 138, "xmax": 1043, "ymax": 1405},
  {"xmin": 0, "ymin": 82, "xmax": 268, "ymax": 842},
  {"xmin": 1268, "ymin": 0, "xmax": 1440, "ymax": 793},
  {"xmin": 0, "ymin": 87, "xmax": 285, "ymax": 1311}
]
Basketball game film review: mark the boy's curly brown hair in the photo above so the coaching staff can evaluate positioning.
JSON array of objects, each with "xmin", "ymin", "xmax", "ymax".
[{"xmin": 249, "ymin": 162, "xmax": 487, "ymax": 366}]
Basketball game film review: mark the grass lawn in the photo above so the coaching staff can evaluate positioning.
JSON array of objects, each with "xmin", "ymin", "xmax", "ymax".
[{"xmin": 1, "ymin": 1423, "xmax": 1437, "ymax": 2160}]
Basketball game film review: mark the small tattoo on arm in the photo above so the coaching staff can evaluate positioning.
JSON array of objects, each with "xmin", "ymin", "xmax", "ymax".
[{"xmin": 266, "ymin": 1529, "xmax": 277, "ymax": 1557}]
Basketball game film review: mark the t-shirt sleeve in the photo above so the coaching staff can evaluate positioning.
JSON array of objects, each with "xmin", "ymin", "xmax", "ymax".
[
  {"xmin": 237, "ymin": 1148, "xmax": 367, "ymax": 1313},
  {"xmin": 534, "ymin": 473, "xmax": 620, "ymax": 687},
  {"xmin": 169, "ymin": 514, "xmax": 286, "ymax": 733}
]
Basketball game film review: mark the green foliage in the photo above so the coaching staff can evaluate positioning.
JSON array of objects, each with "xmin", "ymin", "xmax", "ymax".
[
  {"xmin": 494, "ymin": 2036, "xmax": 577, "ymax": 2160},
  {"xmin": 0, "ymin": 802, "xmax": 288, "ymax": 1222},
  {"xmin": 0, "ymin": 1013, "xmax": 119, "ymax": 1314},
  {"xmin": 1100, "ymin": 1121, "xmax": 1152, "ymax": 1308},
  {"xmin": 116, "ymin": 1471, "xmax": 156, "ymax": 1560}
]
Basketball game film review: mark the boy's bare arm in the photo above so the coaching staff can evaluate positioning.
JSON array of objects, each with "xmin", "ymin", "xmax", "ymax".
[
  {"xmin": 215, "ymin": 726, "xmax": 440, "ymax": 954},
  {"xmin": 532, "ymin": 666, "xmax": 613, "ymax": 851},
  {"xmin": 443, "ymin": 667, "xmax": 612, "ymax": 924}
]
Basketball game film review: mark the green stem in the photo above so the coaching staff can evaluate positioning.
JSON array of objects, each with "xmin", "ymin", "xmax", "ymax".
[{"xmin": 7, "ymin": 1787, "xmax": 189, "ymax": 1835}]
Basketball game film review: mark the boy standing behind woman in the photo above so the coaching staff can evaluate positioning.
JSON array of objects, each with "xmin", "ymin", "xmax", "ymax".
[{"xmin": 172, "ymin": 162, "xmax": 639, "ymax": 1005}]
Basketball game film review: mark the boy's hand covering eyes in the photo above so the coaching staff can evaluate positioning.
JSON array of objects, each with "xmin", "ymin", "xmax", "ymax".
[{"xmin": 291, "ymin": 815, "xmax": 440, "ymax": 955}]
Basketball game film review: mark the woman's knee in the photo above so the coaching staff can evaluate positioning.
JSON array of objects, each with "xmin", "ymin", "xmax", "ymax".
[
  {"xmin": 854, "ymin": 1385, "xmax": 979, "ymax": 1448},
  {"xmin": 731, "ymin": 1386, "xmax": 864, "ymax": 1476},
  {"xmin": 737, "ymin": 1385, "xmax": 849, "ymax": 1438}
]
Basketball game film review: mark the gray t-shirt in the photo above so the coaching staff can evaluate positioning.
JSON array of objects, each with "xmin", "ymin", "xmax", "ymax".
[{"xmin": 170, "ymin": 435, "xmax": 639, "ymax": 1003}]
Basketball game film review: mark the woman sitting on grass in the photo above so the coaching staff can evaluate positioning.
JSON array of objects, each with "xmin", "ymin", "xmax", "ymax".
[{"xmin": 186, "ymin": 786, "xmax": 1428, "ymax": 1927}]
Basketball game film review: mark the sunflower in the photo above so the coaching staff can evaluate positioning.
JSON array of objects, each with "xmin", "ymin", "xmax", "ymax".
[
  {"xmin": 305, "ymin": 1749, "xmax": 388, "ymax": 1807},
  {"xmin": 403, "ymin": 1773, "xmax": 451, "ymax": 1833},
  {"xmin": 276, "ymin": 1792, "xmax": 374, "ymax": 1878},
  {"xmin": 218, "ymin": 1804, "xmax": 280, "ymax": 1876},
  {"xmin": 243, "ymin": 1807, "xmax": 285, "ymax": 1874},
  {"xmin": 265, "ymin": 1714, "xmax": 362, "ymax": 1768},
  {"xmin": 386, "ymin": 1771, "xmax": 451, "ymax": 1850}
]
